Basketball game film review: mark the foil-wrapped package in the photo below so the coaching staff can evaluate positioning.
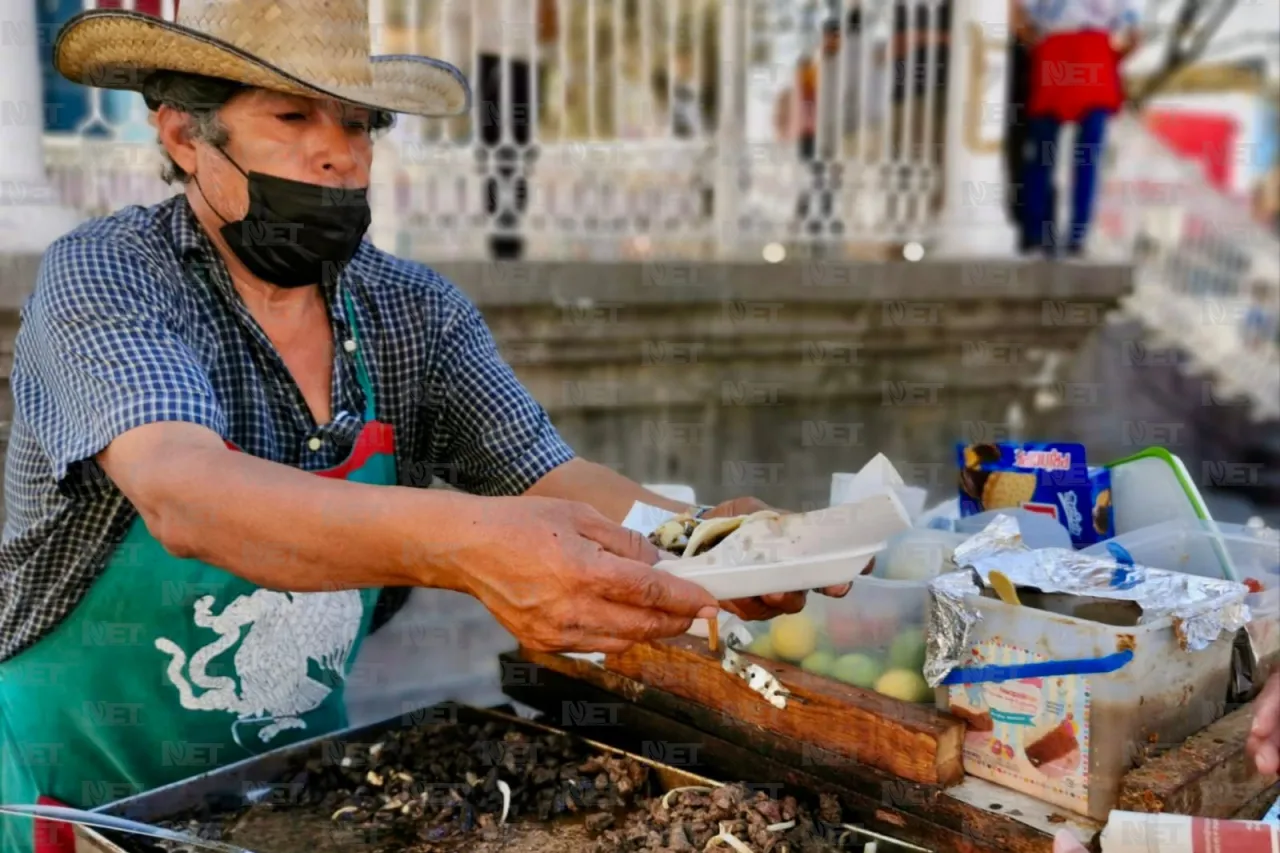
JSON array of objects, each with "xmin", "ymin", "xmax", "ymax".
[
  {"xmin": 925, "ymin": 569, "xmax": 982, "ymax": 688},
  {"xmin": 925, "ymin": 515, "xmax": 1253, "ymax": 687},
  {"xmin": 951, "ymin": 513, "xmax": 1028, "ymax": 565}
]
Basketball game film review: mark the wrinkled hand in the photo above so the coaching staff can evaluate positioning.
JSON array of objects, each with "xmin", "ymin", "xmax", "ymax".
[
  {"xmin": 461, "ymin": 496, "xmax": 719, "ymax": 654},
  {"xmin": 701, "ymin": 497, "xmax": 857, "ymax": 623},
  {"xmin": 1052, "ymin": 830, "xmax": 1087, "ymax": 853},
  {"xmin": 1247, "ymin": 671, "xmax": 1280, "ymax": 776}
]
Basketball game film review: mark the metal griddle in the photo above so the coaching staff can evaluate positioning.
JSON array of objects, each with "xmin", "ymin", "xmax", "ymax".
[{"xmin": 73, "ymin": 702, "xmax": 721, "ymax": 853}]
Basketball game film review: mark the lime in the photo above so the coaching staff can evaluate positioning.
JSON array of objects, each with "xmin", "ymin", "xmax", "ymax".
[
  {"xmin": 770, "ymin": 614, "xmax": 818, "ymax": 662},
  {"xmin": 888, "ymin": 630, "xmax": 928, "ymax": 672},
  {"xmin": 747, "ymin": 635, "xmax": 774, "ymax": 659},
  {"xmin": 800, "ymin": 650, "xmax": 837, "ymax": 677},
  {"xmin": 830, "ymin": 653, "xmax": 883, "ymax": 688},
  {"xmin": 874, "ymin": 668, "xmax": 934, "ymax": 703}
]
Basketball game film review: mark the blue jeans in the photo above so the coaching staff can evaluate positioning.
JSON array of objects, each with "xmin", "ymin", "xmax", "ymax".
[{"xmin": 1021, "ymin": 108, "xmax": 1109, "ymax": 254}]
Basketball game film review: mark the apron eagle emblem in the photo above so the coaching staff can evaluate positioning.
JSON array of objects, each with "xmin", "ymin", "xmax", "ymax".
[{"xmin": 154, "ymin": 589, "xmax": 364, "ymax": 743}]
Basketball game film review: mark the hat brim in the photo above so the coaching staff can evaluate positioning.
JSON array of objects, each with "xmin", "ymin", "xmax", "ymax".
[{"xmin": 54, "ymin": 10, "xmax": 471, "ymax": 119}]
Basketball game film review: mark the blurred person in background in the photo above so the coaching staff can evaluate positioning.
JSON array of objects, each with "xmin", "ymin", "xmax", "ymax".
[
  {"xmin": 0, "ymin": 3, "xmax": 853, "ymax": 848},
  {"xmin": 1253, "ymin": 158, "xmax": 1280, "ymax": 237},
  {"xmin": 1005, "ymin": 0, "xmax": 1054, "ymax": 246},
  {"xmin": 652, "ymin": 56, "xmax": 703, "ymax": 140},
  {"xmin": 651, "ymin": 60, "xmax": 715, "ymax": 227},
  {"xmin": 1241, "ymin": 278, "xmax": 1279, "ymax": 352},
  {"xmin": 1016, "ymin": 0, "xmax": 1142, "ymax": 259},
  {"xmin": 797, "ymin": 19, "xmax": 847, "ymax": 238},
  {"xmin": 778, "ymin": 14, "xmax": 879, "ymax": 240}
]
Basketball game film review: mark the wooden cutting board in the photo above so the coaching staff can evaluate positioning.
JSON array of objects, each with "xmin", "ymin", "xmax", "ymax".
[
  {"xmin": 548, "ymin": 635, "xmax": 966, "ymax": 786},
  {"xmin": 503, "ymin": 644, "xmax": 1101, "ymax": 853},
  {"xmin": 501, "ymin": 645, "xmax": 1276, "ymax": 853}
]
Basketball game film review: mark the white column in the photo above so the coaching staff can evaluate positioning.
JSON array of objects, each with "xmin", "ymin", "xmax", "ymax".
[
  {"xmin": 0, "ymin": 0, "xmax": 81, "ymax": 252},
  {"xmin": 713, "ymin": 0, "xmax": 745, "ymax": 259},
  {"xmin": 933, "ymin": 0, "xmax": 1017, "ymax": 258},
  {"xmin": 366, "ymin": 0, "xmax": 405, "ymax": 254}
]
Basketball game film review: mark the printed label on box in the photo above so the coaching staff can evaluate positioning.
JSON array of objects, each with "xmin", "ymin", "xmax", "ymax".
[
  {"xmin": 956, "ymin": 441, "xmax": 1114, "ymax": 547},
  {"xmin": 947, "ymin": 639, "xmax": 1091, "ymax": 812}
]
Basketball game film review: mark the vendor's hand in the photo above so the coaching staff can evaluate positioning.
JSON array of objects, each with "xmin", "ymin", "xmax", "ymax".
[
  {"xmin": 460, "ymin": 497, "xmax": 719, "ymax": 654},
  {"xmin": 701, "ymin": 497, "xmax": 857, "ymax": 622},
  {"xmin": 1247, "ymin": 670, "xmax": 1280, "ymax": 776},
  {"xmin": 1052, "ymin": 830, "xmax": 1087, "ymax": 853}
]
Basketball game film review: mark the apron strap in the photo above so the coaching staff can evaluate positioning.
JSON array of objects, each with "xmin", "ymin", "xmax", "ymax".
[
  {"xmin": 341, "ymin": 290, "xmax": 378, "ymax": 424},
  {"xmin": 33, "ymin": 795, "xmax": 76, "ymax": 853}
]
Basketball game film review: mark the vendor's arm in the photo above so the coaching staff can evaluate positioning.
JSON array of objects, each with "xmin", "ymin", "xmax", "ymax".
[
  {"xmin": 24, "ymin": 238, "xmax": 718, "ymax": 653},
  {"xmin": 526, "ymin": 459, "xmax": 701, "ymax": 522}
]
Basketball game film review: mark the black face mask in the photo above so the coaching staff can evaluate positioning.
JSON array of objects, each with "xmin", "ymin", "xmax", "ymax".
[{"xmin": 195, "ymin": 148, "xmax": 372, "ymax": 289}]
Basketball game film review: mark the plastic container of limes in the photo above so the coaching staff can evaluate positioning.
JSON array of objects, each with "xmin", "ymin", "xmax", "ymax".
[{"xmin": 726, "ymin": 548, "xmax": 955, "ymax": 704}]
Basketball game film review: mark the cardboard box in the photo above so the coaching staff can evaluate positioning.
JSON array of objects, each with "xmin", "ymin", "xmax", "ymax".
[{"xmin": 956, "ymin": 441, "xmax": 1114, "ymax": 548}]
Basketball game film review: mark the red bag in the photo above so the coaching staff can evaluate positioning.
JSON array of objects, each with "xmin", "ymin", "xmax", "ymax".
[{"xmin": 1027, "ymin": 30, "xmax": 1124, "ymax": 123}]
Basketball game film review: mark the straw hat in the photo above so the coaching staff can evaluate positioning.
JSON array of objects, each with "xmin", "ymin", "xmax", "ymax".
[{"xmin": 53, "ymin": 0, "xmax": 471, "ymax": 118}]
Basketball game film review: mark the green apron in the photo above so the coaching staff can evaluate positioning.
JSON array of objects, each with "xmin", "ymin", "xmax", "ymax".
[{"xmin": 0, "ymin": 292, "xmax": 395, "ymax": 853}]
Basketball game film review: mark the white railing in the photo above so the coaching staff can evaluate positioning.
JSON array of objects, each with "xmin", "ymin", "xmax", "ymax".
[
  {"xmin": 39, "ymin": 0, "xmax": 965, "ymax": 261},
  {"xmin": 1094, "ymin": 112, "xmax": 1280, "ymax": 423}
]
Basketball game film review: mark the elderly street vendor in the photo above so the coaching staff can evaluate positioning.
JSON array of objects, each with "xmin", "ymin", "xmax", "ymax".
[{"xmin": 0, "ymin": 2, "xmax": 850, "ymax": 849}]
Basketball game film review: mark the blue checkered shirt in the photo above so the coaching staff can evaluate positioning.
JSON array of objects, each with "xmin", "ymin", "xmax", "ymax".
[{"xmin": 0, "ymin": 195, "xmax": 575, "ymax": 663}]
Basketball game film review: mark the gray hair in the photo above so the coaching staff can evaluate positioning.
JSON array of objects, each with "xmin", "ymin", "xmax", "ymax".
[{"xmin": 139, "ymin": 71, "xmax": 396, "ymax": 185}]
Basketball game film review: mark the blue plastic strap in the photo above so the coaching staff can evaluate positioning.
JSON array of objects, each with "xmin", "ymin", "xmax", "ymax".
[
  {"xmin": 1107, "ymin": 542, "xmax": 1134, "ymax": 565},
  {"xmin": 940, "ymin": 649, "xmax": 1134, "ymax": 686},
  {"xmin": 1104, "ymin": 542, "xmax": 1142, "ymax": 589}
]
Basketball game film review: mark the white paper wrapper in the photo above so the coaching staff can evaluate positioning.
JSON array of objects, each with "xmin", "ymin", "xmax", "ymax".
[
  {"xmin": 622, "ymin": 502, "xmax": 681, "ymax": 537},
  {"xmin": 830, "ymin": 453, "xmax": 927, "ymax": 521},
  {"xmin": 641, "ymin": 483, "xmax": 698, "ymax": 505}
]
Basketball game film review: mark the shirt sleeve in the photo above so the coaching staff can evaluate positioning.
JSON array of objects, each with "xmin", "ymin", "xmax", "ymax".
[
  {"xmin": 12, "ymin": 234, "xmax": 228, "ymax": 497},
  {"xmin": 427, "ymin": 296, "xmax": 575, "ymax": 496}
]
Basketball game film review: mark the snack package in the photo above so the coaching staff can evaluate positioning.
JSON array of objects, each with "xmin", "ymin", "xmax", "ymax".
[{"xmin": 956, "ymin": 441, "xmax": 1114, "ymax": 548}]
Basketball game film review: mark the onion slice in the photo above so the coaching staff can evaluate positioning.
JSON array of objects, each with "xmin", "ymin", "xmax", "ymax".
[
  {"xmin": 661, "ymin": 786, "xmax": 715, "ymax": 810},
  {"xmin": 496, "ymin": 780, "xmax": 511, "ymax": 825},
  {"xmin": 703, "ymin": 830, "xmax": 755, "ymax": 852},
  {"xmin": 839, "ymin": 823, "xmax": 931, "ymax": 852}
]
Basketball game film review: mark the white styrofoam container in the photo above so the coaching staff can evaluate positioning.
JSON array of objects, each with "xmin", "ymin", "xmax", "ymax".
[
  {"xmin": 936, "ymin": 589, "xmax": 1241, "ymax": 821},
  {"xmin": 656, "ymin": 491, "xmax": 914, "ymax": 599}
]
